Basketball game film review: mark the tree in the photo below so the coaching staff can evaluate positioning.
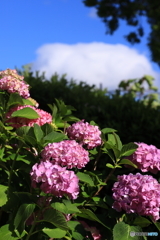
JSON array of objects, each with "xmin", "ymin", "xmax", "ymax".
[{"xmin": 83, "ymin": 0, "xmax": 160, "ymax": 65}]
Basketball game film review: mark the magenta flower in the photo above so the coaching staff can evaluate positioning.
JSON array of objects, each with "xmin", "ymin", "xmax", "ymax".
[
  {"xmin": 41, "ymin": 140, "xmax": 90, "ymax": 169},
  {"xmin": 6, "ymin": 105, "xmax": 52, "ymax": 128},
  {"xmin": 80, "ymin": 221, "xmax": 102, "ymax": 240},
  {"xmin": 128, "ymin": 142, "xmax": 160, "ymax": 174},
  {"xmin": 0, "ymin": 69, "xmax": 30, "ymax": 98},
  {"xmin": 30, "ymin": 161, "xmax": 79, "ymax": 199},
  {"xmin": 66, "ymin": 120, "xmax": 102, "ymax": 149},
  {"xmin": 112, "ymin": 173, "xmax": 160, "ymax": 221}
]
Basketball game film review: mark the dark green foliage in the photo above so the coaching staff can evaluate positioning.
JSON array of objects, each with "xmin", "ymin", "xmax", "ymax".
[
  {"xmin": 23, "ymin": 71, "xmax": 160, "ymax": 148},
  {"xmin": 83, "ymin": 0, "xmax": 160, "ymax": 65}
]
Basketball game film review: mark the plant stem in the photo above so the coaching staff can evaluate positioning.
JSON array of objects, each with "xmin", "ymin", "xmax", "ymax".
[
  {"xmin": 8, "ymin": 148, "xmax": 20, "ymax": 190},
  {"xmin": 25, "ymin": 220, "xmax": 37, "ymax": 240},
  {"xmin": 93, "ymin": 148, "xmax": 101, "ymax": 170},
  {"xmin": 94, "ymin": 168, "xmax": 115, "ymax": 196}
]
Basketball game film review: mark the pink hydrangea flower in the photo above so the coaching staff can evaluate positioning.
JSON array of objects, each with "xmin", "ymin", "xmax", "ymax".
[
  {"xmin": 112, "ymin": 173, "xmax": 160, "ymax": 221},
  {"xmin": 41, "ymin": 140, "xmax": 90, "ymax": 169},
  {"xmin": 66, "ymin": 120, "xmax": 102, "ymax": 149},
  {"xmin": 0, "ymin": 69, "xmax": 24, "ymax": 80},
  {"xmin": 6, "ymin": 105, "xmax": 52, "ymax": 128},
  {"xmin": 80, "ymin": 221, "xmax": 102, "ymax": 240},
  {"xmin": 0, "ymin": 69, "xmax": 30, "ymax": 98},
  {"xmin": 128, "ymin": 142, "xmax": 160, "ymax": 174},
  {"xmin": 30, "ymin": 161, "xmax": 79, "ymax": 199}
]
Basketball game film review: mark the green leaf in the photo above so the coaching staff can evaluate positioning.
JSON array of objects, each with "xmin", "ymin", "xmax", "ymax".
[
  {"xmin": 72, "ymin": 231, "xmax": 85, "ymax": 240},
  {"xmin": 22, "ymin": 98, "xmax": 35, "ymax": 106},
  {"xmin": 67, "ymin": 221, "xmax": 86, "ymax": 240},
  {"xmin": 106, "ymin": 163, "xmax": 115, "ymax": 168},
  {"xmin": 43, "ymin": 131, "xmax": 66, "ymax": 143},
  {"xmin": 0, "ymin": 224, "xmax": 19, "ymax": 240},
  {"xmin": 43, "ymin": 208, "xmax": 69, "ymax": 231},
  {"xmin": 0, "ymin": 148, "xmax": 5, "ymax": 160},
  {"xmin": 16, "ymin": 126, "xmax": 30, "ymax": 136},
  {"xmin": 120, "ymin": 143, "xmax": 138, "ymax": 157},
  {"xmin": 11, "ymin": 107, "xmax": 40, "ymax": 119},
  {"xmin": 33, "ymin": 124, "xmax": 44, "ymax": 142},
  {"xmin": 51, "ymin": 202, "xmax": 68, "ymax": 214},
  {"xmin": 133, "ymin": 216, "xmax": 151, "ymax": 228},
  {"xmin": 101, "ymin": 128, "xmax": 117, "ymax": 134},
  {"xmin": 23, "ymin": 135, "xmax": 37, "ymax": 146},
  {"xmin": 112, "ymin": 147, "xmax": 121, "ymax": 158},
  {"xmin": 89, "ymin": 148, "xmax": 98, "ymax": 155},
  {"xmin": 113, "ymin": 133, "xmax": 122, "ymax": 150},
  {"xmin": 78, "ymin": 209, "xmax": 109, "ymax": 229},
  {"xmin": 119, "ymin": 159, "xmax": 137, "ymax": 168},
  {"xmin": 76, "ymin": 172, "xmax": 94, "ymax": 186},
  {"xmin": 14, "ymin": 203, "xmax": 35, "ymax": 233},
  {"xmin": 7, "ymin": 93, "xmax": 23, "ymax": 108},
  {"xmin": 152, "ymin": 221, "xmax": 160, "ymax": 231},
  {"xmin": 113, "ymin": 222, "xmax": 143, "ymax": 240},
  {"xmin": 62, "ymin": 200, "xmax": 81, "ymax": 214},
  {"xmin": 0, "ymin": 185, "xmax": 8, "ymax": 207},
  {"xmin": 42, "ymin": 228, "xmax": 66, "ymax": 238}
]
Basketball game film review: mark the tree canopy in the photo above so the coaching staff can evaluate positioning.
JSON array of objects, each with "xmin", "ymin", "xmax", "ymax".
[{"xmin": 83, "ymin": 0, "xmax": 160, "ymax": 65}]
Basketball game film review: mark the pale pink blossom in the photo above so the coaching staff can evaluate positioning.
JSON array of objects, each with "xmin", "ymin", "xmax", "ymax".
[
  {"xmin": 112, "ymin": 173, "xmax": 160, "ymax": 221},
  {"xmin": 41, "ymin": 140, "xmax": 90, "ymax": 169},
  {"xmin": 0, "ymin": 69, "xmax": 30, "ymax": 98},
  {"xmin": 66, "ymin": 120, "xmax": 102, "ymax": 149},
  {"xmin": 128, "ymin": 142, "xmax": 160, "ymax": 174},
  {"xmin": 6, "ymin": 105, "xmax": 52, "ymax": 128},
  {"xmin": 30, "ymin": 161, "xmax": 79, "ymax": 199}
]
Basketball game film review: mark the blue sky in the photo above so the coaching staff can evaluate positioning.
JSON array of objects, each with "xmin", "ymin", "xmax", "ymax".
[{"xmin": 1, "ymin": 0, "xmax": 160, "ymax": 89}]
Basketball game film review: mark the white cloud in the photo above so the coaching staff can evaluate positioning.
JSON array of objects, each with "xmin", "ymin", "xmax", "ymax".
[{"xmin": 32, "ymin": 42, "xmax": 160, "ymax": 90}]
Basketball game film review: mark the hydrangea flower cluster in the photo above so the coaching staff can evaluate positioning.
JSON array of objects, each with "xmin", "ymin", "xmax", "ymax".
[
  {"xmin": 41, "ymin": 140, "xmax": 90, "ymax": 169},
  {"xmin": 30, "ymin": 161, "xmax": 79, "ymax": 199},
  {"xmin": 6, "ymin": 105, "xmax": 52, "ymax": 128},
  {"xmin": 66, "ymin": 120, "xmax": 102, "ymax": 149},
  {"xmin": 112, "ymin": 173, "xmax": 160, "ymax": 221},
  {"xmin": 0, "ymin": 69, "xmax": 30, "ymax": 98},
  {"xmin": 128, "ymin": 142, "xmax": 160, "ymax": 174}
]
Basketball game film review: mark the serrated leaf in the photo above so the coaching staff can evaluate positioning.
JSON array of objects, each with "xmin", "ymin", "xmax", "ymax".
[
  {"xmin": 7, "ymin": 93, "xmax": 23, "ymax": 108},
  {"xmin": 0, "ymin": 224, "xmax": 19, "ymax": 240},
  {"xmin": 152, "ymin": 221, "xmax": 160, "ymax": 231},
  {"xmin": 63, "ymin": 200, "xmax": 80, "ymax": 214},
  {"xmin": 24, "ymin": 135, "xmax": 37, "ymax": 146},
  {"xmin": 76, "ymin": 172, "xmax": 94, "ymax": 186},
  {"xmin": 113, "ymin": 222, "xmax": 142, "ymax": 240},
  {"xmin": 72, "ymin": 231, "xmax": 84, "ymax": 240},
  {"xmin": 22, "ymin": 98, "xmax": 35, "ymax": 106},
  {"xmin": 67, "ymin": 221, "xmax": 86, "ymax": 240},
  {"xmin": 43, "ymin": 208, "xmax": 68, "ymax": 231},
  {"xmin": 0, "ymin": 185, "xmax": 8, "ymax": 207},
  {"xmin": 78, "ymin": 209, "xmax": 109, "ymax": 229},
  {"xmin": 120, "ymin": 143, "xmax": 138, "ymax": 157},
  {"xmin": 14, "ymin": 203, "xmax": 35, "ymax": 233},
  {"xmin": 89, "ymin": 148, "xmax": 98, "ymax": 155},
  {"xmin": 133, "ymin": 216, "xmax": 151, "ymax": 227},
  {"xmin": 51, "ymin": 202, "xmax": 68, "ymax": 214},
  {"xmin": 43, "ymin": 131, "xmax": 66, "ymax": 143},
  {"xmin": 11, "ymin": 107, "xmax": 40, "ymax": 119},
  {"xmin": 119, "ymin": 159, "xmax": 137, "ymax": 168},
  {"xmin": 33, "ymin": 124, "xmax": 44, "ymax": 142},
  {"xmin": 16, "ymin": 126, "xmax": 30, "ymax": 136},
  {"xmin": 42, "ymin": 228, "xmax": 66, "ymax": 238},
  {"xmin": 101, "ymin": 128, "xmax": 117, "ymax": 134},
  {"xmin": 113, "ymin": 133, "xmax": 122, "ymax": 150}
]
